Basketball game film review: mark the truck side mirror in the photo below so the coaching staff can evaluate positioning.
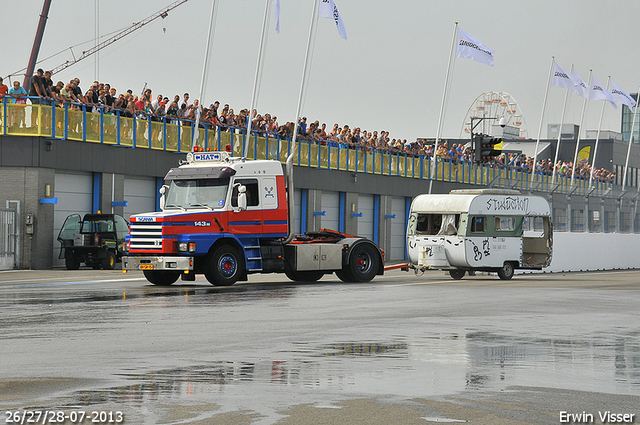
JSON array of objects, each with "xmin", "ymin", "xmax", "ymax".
[
  {"xmin": 159, "ymin": 185, "xmax": 168, "ymax": 211},
  {"xmin": 237, "ymin": 185, "xmax": 247, "ymax": 211}
]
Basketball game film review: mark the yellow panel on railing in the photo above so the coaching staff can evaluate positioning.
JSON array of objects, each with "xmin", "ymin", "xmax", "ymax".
[
  {"xmin": 164, "ymin": 123, "xmax": 178, "ymax": 151},
  {"xmin": 118, "ymin": 116, "xmax": 134, "ymax": 147},
  {"xmin": 86, "ymin": 113, "xmax": 101, "ymax": 143},
  {"xmin": 135, "ymin": 119, "xmax": 149, "ymax": 148},
  {"xmin": 310, "ymin": 143, "xmax": 319, "ymax": 167},
  {"xmin": 101, "ymin": 114, "xmax": 118, "ymax": 144},
  {"xmin": 365, "ymin": 152, "xmax": 374, "ymax": 173},
  {"xmin": 329, "ymin": 146, "xmax": 339, "ymax": 169},
  {"xmin": 319, "ymin": 145, "xmax": 329, "ymax": 168},
  {"xmin": 256, "ymin": 136, "xmax": 267, "ymax": 160},
  {"xmin": 67, "ymin": 109, "xmax": 84, "ymax": 141}
]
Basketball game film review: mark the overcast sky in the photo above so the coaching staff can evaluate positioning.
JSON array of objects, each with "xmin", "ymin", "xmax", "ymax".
[{"xmin": 5, "ymin": 0, "xmax": 640, "ymax": 143}]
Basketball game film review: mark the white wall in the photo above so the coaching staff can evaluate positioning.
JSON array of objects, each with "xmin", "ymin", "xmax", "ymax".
[{"xmin": 546, "ymin": 232, "xmax": 640, "ymax": 272}]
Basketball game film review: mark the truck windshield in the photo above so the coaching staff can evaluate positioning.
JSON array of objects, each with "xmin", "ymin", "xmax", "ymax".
[{"xmin": 165, "ymin": 178, "xmax": 230, "ymax": 210}]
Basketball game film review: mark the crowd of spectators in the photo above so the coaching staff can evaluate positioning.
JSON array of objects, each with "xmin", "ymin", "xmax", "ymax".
[{"xmin": 0, "ymin": 70, "xmax": 615, "ymax": 183}]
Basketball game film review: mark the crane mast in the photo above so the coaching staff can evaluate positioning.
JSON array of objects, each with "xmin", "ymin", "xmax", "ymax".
[{"xmin": 48, "ymin": 0, "xmax": 189, "ymax": 76}]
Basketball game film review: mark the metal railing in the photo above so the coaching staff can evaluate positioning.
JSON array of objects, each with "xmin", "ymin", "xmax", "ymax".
[{"xmin": 0, "ymin": 97, "xmax": 614, "ymax": 197}]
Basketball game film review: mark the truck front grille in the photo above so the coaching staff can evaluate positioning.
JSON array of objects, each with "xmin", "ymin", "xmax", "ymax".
[{"xmin": 130, "ymin": 223, "xmax": 163, "ymax": 250}]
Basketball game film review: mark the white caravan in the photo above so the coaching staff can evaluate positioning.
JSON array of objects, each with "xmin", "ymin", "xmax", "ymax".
[{"xmin": 406, "ymin": 189, "xmax": 552, "ymax": 280}]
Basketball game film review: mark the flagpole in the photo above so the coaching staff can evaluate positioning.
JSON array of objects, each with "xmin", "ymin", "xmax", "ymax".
[
  {"xmin": 531, "ymin": 57, "xmax": 555, "ymax": 185},
  {"xmin": 589, "ymin": 76, "xmax": 611, "ymax": 188},
  {"xmin": 244, "ymin": 0, "xmax": 271, "ymax": 156},
  {"xmin": 285, "ymin": 0, "xmax": 319, "ymax": 177},
  {"xmin": 570, "ymin": 70, "xmax": 592, "ymax": 187},
  {"xmin": 428, "ymin": 22, "xmax": 458, "ymax": 195},
  {"xmin": 622, "ymin": 87, "xmax": 640, "ymax": 190},
  {"xmin": 551, "ymin": 64, "xmax": 574, "ymax": 183},
  {"xmin": 192, "ymin": 0, "xmax": 218, "ymax": 152}
]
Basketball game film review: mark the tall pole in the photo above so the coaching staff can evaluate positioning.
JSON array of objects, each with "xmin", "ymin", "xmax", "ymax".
[
  {"xmin": 287, "ymin": 0, "xmax": 319, "ymax": 165},
  {"xmin": 551, "ymin": 64, "xmax": 574, "ymax": 183},
  {"xmin": 589, "ymin": 76, "xmax": 611, "ymax": 188},
  {"xmin": 23, "ymin": 0, "xmax": 52, "ymax": 89},
  {"xmin": 622, "ymin": 88, "xmax": 640, "ymax": 190},
  {"xmin": 245, "ymin": 0, "xmax": 272, "ymax": 156},
  {"xmin": 570, "ymin": 70, "xmax": 592, "ymax": 187},
  {"xmin": 192, "ymin": 0, "xmax": 218, "ymax": 151},
  {"xmin": 530, "ymin": 57, "xmax": 555, "ymax": 185},
  {"xmin": 428, "ymin": 22, "xmax": 458, "ymax": 194}
]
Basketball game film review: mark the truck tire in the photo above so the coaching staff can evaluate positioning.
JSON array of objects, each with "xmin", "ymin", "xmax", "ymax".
[
  {"xmin": 90, "ymin": 263, "xmax": 102, "ymax": 270},
  {"xmin": 344, "ymin": 242, "xmax": 380, "ymax": 283},
  {"xmin": 335, "ymin": 269, "xmax": 354, "ymax": 283},
  {"xmin": 285, "ymin": 270, "xmax": 324, "ymax": 282},
  {"xmin": 65, "ymin": 255, "xmax": 81, "ymax": 270},
  {"xmin": 497, "ymin": 262, "xmax": 515, "ymax": 280},
  {"xmin": 449, "ymin": 269, "xmax": 465, "ymax": 280},
  {"xmin": 204, "ymin": 245, "xmax": 244, "ymax": 286},
  {"xmin": 143, "ymin": 270, "xmax": 180, "ymax": 286},
  {"xmin": 101, "ymin": 251, "xmax": 116, "ymax": 270}
]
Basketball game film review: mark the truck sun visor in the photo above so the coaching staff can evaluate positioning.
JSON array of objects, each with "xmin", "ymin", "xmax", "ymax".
[{"xmin": 164, "ymin": 166, "xmax": 237, "ymax": 180}]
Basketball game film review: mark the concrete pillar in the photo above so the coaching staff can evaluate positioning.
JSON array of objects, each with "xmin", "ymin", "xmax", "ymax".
[
  {"xmin": 307, "ymin": 189, "xmax": 322, "ymax": 232},
  {"xmin": 100, "ymin": 173, "xmax": 125, "ymax": 216},
  {"xmin": 379, "ymin": 195, "xmax": 393, "ymax": 256},
  {"xmin": 344, "ymin": 192, "xmax": 359, "ymax": 236}
]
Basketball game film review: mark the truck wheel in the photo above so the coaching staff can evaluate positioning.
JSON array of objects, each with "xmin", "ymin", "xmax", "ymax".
[
  {"xmin": 204, "ymin": 245, "xmax": 244, "ymax": 286},
  {"xmin": 497, "ymin": 262, "xmax": 515, "ymax": 280},
  {"xmin": 335, "ymin": 269, "xmax": 354, "ymax": 283},
  {"xmin": 345, "ymin": 243, "xmax": 380, "ymax": 283},
  {"xmin": 285, "ymin": 270, "xmax": 324, "ymax": 282},
  {"xmin": 65, "ymin": 255, "xmax": 80, "ymax": 270},
  {"xmin": 143, "ymin": 270, "xmax": 180, "ymax": 286},
  {"xmin": 449, "ymin": 269, "xmax": 465, "ymax": 280},
  {"xmin": 101, "ymin": 251, "xmax": 116, "ymax": 270}
]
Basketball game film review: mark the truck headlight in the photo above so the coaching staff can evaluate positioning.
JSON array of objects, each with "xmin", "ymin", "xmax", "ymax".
[{"xmin": 178, "ymin": 242, "xmax": 188, "ymax": 252}]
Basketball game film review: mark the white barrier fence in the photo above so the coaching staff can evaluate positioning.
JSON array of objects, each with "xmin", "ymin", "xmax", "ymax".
[{"xmin": 547, "ymin": 232, "xmax": 640, "ymax": 273}]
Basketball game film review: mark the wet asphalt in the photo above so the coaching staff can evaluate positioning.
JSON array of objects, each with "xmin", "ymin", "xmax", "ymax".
[{"xmin": 0, "ymin": 268, "xmax": 639, "ymax": 424}]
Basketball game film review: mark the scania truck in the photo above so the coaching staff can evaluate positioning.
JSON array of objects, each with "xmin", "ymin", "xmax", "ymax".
[{"xmin": 122, "ymin": 150, "xmax": 384, "ymax": 286}]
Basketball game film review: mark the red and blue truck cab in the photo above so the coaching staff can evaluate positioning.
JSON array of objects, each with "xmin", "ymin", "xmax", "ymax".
[{"xmin": 123, "ymin": 151, "xmax": 384, "ymax": 286}]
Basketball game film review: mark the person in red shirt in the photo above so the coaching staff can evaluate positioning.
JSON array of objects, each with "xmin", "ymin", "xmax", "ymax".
[{"xmin": 0, "ymin": 77, "xmax": 8, "ymax": 100}]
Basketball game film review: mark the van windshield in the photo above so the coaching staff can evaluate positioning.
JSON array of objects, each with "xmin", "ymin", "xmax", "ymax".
[{"xmin": 164, "ymin": 178, "xmax": 230, "ymax": 210}]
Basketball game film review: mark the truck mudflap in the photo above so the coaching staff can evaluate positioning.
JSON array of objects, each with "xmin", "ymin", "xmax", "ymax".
[{"xmin": 122, "ymin": 256, "xmax": 194, "ymax": 272}]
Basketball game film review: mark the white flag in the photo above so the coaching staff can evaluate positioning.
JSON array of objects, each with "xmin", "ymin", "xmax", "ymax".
[
  {"xmin": 319, "ymin": 0, "xmax": 347, "ymax": 41},
  {"xmin": 590, "ymin": 77, "xmax": 617, "ymax": 109},
  {"xmin": 551, "ymin": 61, "xmax": 579, "ymax": 91},
  {"xmin": 570, "ymin": 69, "xmax": 589, "ymax": 99},
  {"xmin": 455, "ymin": 27, "xmax": 494, "ymax": 66},
  {"xmin": 272, "ymin": 0, "xmax": 280, "ymax": 33},
  {"xmin": 610, "ymin": 81, "xmax": 637, "ymax": 109}
]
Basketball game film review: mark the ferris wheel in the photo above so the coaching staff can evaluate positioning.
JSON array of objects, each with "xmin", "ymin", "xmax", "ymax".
[{"xmin": 460, "ymin": 91, "xmax": 528, "ymax": 139}]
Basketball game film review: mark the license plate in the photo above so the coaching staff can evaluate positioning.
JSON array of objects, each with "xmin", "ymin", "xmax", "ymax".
[{"xmin": 138, "ymin": 264, "xmax": 154, "ymax": 270}]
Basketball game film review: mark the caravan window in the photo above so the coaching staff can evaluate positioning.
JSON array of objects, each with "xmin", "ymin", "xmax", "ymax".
[
  {"xmin": 470, "ymin": 216, "xmax": 486, "ymax": 233},
  {"xmin": 523, "ymin": 216, "xmax": 546, "ymax": 232},
  {"xmin": 495, "ymin": 216, "xmax": 516, "ymax": 231}
]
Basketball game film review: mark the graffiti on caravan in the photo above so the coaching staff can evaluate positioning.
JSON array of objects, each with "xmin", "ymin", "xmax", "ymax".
[{"xmin": 485, "ymin": 196, "xmax": 529, "ymax": 212}]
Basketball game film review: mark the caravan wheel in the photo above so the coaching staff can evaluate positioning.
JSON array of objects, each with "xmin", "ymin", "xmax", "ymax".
[{"xmin": 497, "ymin": 262, "xmax": 515, "ymax": 280}]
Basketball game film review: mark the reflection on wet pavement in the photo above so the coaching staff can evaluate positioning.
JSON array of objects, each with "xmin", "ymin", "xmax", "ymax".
[{"xmin": 2, "ymin": 271, "xmax": 640, "ymax": 423}]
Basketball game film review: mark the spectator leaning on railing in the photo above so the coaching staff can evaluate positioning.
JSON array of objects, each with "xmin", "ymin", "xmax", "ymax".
[{"xmin": 4, "ymin": 70, "xmax": 616, "ymax": 184}]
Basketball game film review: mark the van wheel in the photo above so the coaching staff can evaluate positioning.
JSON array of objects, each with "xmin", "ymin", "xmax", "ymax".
[
  {"xmin": 143, "ymin": 270, "xmax": 180, "ymax": 286},
  {"xmin": 497, "ymin": 262, "xmax": 515, "ymax": 280},
  {"xmin": 101, "ymin": 251, "xmax": 116, "ymax": 270},
  {"xmin": 65, "ymin": 255, "xmax": 81, "ymax": 270},
  {"xmin": 204, "ymin": 245, "xmax": 244, "ymax": 286},
  {"xmin": 345, "ymin": 242, "xmax": 380, "ymax": 283},
  {"xmin": 285, "ymin": 270, "xmax": 324, "ymax": 282},
  {"xmin": 449, "ymin": 269, "xmax": 465, "ymax": 280}
]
